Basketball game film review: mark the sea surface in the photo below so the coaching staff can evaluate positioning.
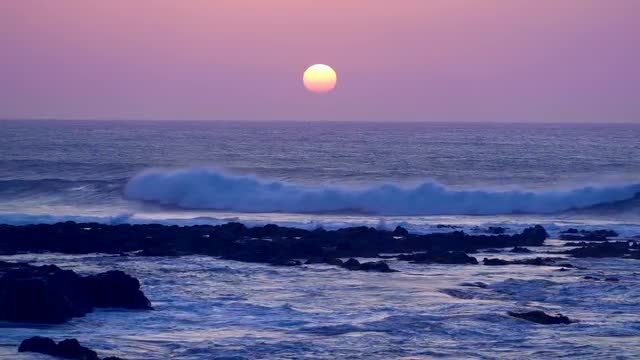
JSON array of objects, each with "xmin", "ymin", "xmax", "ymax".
[
  {"xmin": 2, "ymin": 244, "xmax": 640, "ymax": 359},
  {"xmin": 1, "ymin": 120, "xmax": 640, "ymax": 359},
  {"xmin": 0, "ymin": 120, "xmax": 639, "ymax": 234}
]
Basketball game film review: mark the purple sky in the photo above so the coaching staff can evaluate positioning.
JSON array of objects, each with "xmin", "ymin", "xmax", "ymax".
[{"xmin": 1, "ymin": 0, "xmax": 639, "ymax": 122}]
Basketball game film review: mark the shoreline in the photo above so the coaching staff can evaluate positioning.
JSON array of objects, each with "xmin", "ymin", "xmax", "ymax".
[{"xmin": 1, "ymin": 221, "xmax": 639, "ymax": 359}]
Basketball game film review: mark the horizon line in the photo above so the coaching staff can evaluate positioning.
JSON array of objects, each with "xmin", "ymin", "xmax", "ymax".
[{"xmin": 1, "ymin": 118, "xmax": 639, "ymax": 125}]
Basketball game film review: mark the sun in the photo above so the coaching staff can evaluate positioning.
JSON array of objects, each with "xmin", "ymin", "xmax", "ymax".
[{"xmin": 303, "ymin": 64, "xmax": 337, "ymax": 93}]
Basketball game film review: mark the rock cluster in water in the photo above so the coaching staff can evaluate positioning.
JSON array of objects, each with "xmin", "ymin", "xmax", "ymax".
[
  {"xmin": 507, "ymin": 310, "xmax": 572, "ymax": 325},
  {"xmin": 19, "ymin": 336, "xmax": 125, "ymax": 360},
  {"xmin": 0, "ymin": 261, "xmax": 152, "ymax": 324},
  {"xmin": 482, "ymin": 257, "xmax": 575, "ymax": 267},
  {"xmin": 560, "ymin": 228, "xmax": 619, "ymax": 242},
  {"xmin": 0, "ymin": 222, "xmax": 548, "ymax": 266}
]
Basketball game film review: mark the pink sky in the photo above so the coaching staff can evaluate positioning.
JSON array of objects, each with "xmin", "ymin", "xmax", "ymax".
[{"xmin": 1, "ymin": 0, "xmax": 639, "ymax": 122}]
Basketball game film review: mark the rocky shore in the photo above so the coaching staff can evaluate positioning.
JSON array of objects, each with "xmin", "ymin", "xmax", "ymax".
[
  {"xmin": 2, "ymin": 221, "xmax": 639, "ymax": 358},
  {"xmin": 19, "ymin": 336, "xmax": 125, "ymax": 360},
  {"xmin": 0, "ymin": 221, "xmax": 549, "ymax": 266}
]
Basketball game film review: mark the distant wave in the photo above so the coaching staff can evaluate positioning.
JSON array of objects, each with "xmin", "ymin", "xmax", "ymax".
[{"xmin": 124, "ymin": 168, "xmax": 640, "ymax": 216}]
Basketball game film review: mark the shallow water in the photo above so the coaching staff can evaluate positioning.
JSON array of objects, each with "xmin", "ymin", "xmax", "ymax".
[{"xmin": 2, "ymin": 239, "xmax": 640, "ymax": 359}]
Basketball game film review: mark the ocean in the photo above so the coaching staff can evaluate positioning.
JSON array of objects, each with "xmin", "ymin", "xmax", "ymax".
[
  {"xmin": 2, "ymin": 120, "xmax": 640, "ymax": 359},
  {"xmin": 1, "ymin": 120, "xmax": 639, "ymax": 234}
]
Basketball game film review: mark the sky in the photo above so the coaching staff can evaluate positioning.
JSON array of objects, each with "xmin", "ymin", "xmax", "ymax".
[{"xmin": 1, "ymin": 0, "xmax": 639, "ymax": 122}]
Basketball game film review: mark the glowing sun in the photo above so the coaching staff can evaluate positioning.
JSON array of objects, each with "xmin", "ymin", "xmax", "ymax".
[{"xmin": 303, "ymin": 64, "xmax": 337, "ymax": 93}]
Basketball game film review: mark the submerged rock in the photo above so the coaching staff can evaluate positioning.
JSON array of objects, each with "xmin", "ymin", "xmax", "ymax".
[
  {"xmin": 18, "ymin": 336, "xmax": 58, "ymax": 355},
  {"xmin": 488, "ymin": 226, "xmax": 507, "ymax": 234},
  {"xmin": 304, "ymin": 257, "xmax": 345, "ymax": 267},
  {"xmin": 340, "ymin": 258, "xmax": 397, "ymax": 272},
  {"xmin": 0, "ymin": 261, "xmax": 151, "ymax": 324},
  {"xmin": 342, "ymin": 258, "xmax": 361, "ymax": 270},
  {"xmin": 19, "ymin": 337, "xmax": 99, "ymax": 360},
  {"xmin": 482, "ymin": 257, "xmax": 572, "ymax": 267},
  {"xmin": 392, "ymin": 226, "xmax": 409, "ymax": 237},
  {"xmin": 359, "ymin": 260, "xmax": 397, "ymax": 273},
  {"xmin": 510, "ymin": 246, "xmax": 532, "ymax": 253},
  {"xmin": 507, "ymin": 310, "xmax": 572, "ymax": 325},
  {"xmin": 566, "ymin": 242, "xmax": 631, "ymax": 258},
  {"xmin": 560, "ymin": 229, "xmax": 619, "ymax": 242},
  {"xmin": 459, "ymin": 281, "xmax": 489, "ymax": 288},
  {"xmin": 483, "ymin": 258, "xmax": 510, "ymax": 266},
  {"xmin": 397, "ymin": 251, "xmax": 478, "ymax": 265},
  {"xmin": 56, "ymin": 339, "xmax": 99, "ymax": 360}
]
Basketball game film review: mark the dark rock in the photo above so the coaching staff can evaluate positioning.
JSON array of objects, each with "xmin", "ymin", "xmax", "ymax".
[
  {"xmin": 0, "ymin": 261, "xmax": 151, "ymax": 324},
  {"xmin": 103, "ymin": 357, "xmax": 127, "ymax": 360},
  {"xmin": 555, "ymin": 262, "xmax": 575, "ymax": 268},
  {"xmin": 510, "ymin": 247, "xmax": 532, "ymax": 253},
  {"xmin": 605, "ymin": 277, "xmax": 620, "ymax": 282},
  {"xmin": 392, "ymin": 226, "xmax": 409, "ymax": 237},
  {"xmin": 0, "ymin": 263, "xmax": 92, "ymax": 324},
  {"xmin": 589, "ymin": 229, "xmax": 618, "ymax": 238},
  {"xmin": 342, "ymin": 258, "xmax": 361, "ymax": 270},
  {"xmin": 430, "ymin": 251, "xmax": 478, "ymax": 265},
  {"xmin": 18, "ymin": 336, "xmax": 58, "ymax": 355},
  {"xmin": 488, "ymin": 226, "xmax": 507, "ymax": 234},
  {"xmin": 560, "ymin": 234, "xmax": 595, "ymax": 241},
  {"xmin": 507, "ymin": 310, "xmax": 572, "ymax": 325},
  {"xmin": 0, "ymin": 222, "xmax": 549, "ymax": 268},
  {"xmin": 398, "ymin": 251, "xmax": 478, "ymax": 265},
  {"xmin": 436, "ymin": 224, "xmax": 459, "ymax": 229},
  {"xmin": 326, "ymin": 258, "xmax": 344, "ymax": 266},
  {"xmin": 563, "ymin": 241, "xmax": 588, "ymax": 247},
  {"xmin": 18, "ymin": 337, "xmax": 98, "ymax": 360},
  {"xmin": 584, "ymin": 276, "xmax": 599, "ymax": 280},
  {"xmin": 482, "ymin": 257, "xmax": 566, "ymax": 267},
  {"xmin": 269, "ymin": 257, "xmax": 302, "ymax": 266},
  {"xmin": 305, "ymin": 256, "xmax": 343, "ymax": 266},
  {"xmin": 483, "ymin": 258, "xmax": 510, "ymax": 266},
  {"xmin": 565, "ymin": 242, "xmax": 630, "ymax": 258},
  {"xmin": 56, "ymin": 339, "xmax": 99, "ymax": 360},
  {"xmin": 459, "ymin": 281, "xmax": 489, "ymax": 288},
  {"xmin": 305, "ymin": 257, "xmax": 325, "ymax": 264},
  {"xmin": 138, "ymin": 247, "xmax": 182, "ymax": 257},
  {"xmin": 358, "ymin": 261, "xmax": 397, "ymax": 273},
  {"xmin": 81, "ymin": 270, "xmax": 152, "ymax": 310},
  {"xmin": 520, "ymin": 225, "xmax": 549, "ymax": 244},
  {"xmin": 560, "ymin": 229, "xmax": 619, "ymax": 242},
  {"xmin": 483, "ymin": 248, "xmax": 503, "ymax": 253},
  {"xmin": 517, "ymin": 257, "xmax": 547, "ymax": 266},
  {"xmin": 338, "ymin": 258, "xmax": 396, "ymax": 273}
]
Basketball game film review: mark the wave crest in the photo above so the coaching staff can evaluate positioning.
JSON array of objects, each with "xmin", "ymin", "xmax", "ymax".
[{"xmin": 124, "ymin": 168, "xmax": 640, "ymax": 216}]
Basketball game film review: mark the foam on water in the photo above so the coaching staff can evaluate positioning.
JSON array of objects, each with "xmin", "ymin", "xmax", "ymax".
[{"xmin": 2, "ymin": 245, "xmax": 640, "ymax": 359}]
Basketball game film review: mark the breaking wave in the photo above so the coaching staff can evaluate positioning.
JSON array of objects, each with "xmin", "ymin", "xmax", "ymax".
[{"xmin": 123, "ymin": 168, "xmax": 640, "ymax": 216}]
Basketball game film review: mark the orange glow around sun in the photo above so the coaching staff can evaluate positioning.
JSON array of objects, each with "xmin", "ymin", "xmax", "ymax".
[{"xmin": 303, "ymin": 64, "xmax": 337, "ymax": 93}]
